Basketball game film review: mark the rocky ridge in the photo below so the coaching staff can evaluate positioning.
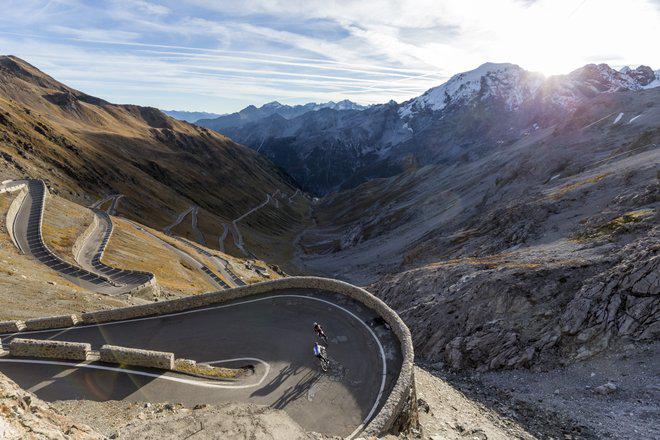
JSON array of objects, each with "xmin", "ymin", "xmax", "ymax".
[
  {"xmin": 296, "ymin": 85, "xmax": 659, "ymax": 372},
  {"xmin": 199, "ymin": 62, "xmax": 659, "ymax": 195},
  {"xmin": 0, "ymin": 372, "xmax": 102, "ymax": 439}
]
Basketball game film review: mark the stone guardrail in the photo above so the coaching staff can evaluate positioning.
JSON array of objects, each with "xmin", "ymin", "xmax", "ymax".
[
  {"xmin": 0, "ymin": 321, "xmax": 26, "ymax": 333},
  {"xmin": 72, "ymin": 209, "xmax": 99, "ymax": 262},
  {"xmin": 9, "ymin": 338, "xmax": 91, "ymax": 361},
  {"xmin": 100, "ymin": 344, "xmax": 174, "ymax": 370},
  {"xmin": 0, "ymin": 277, "xmax": 416, "ymax": 436},
  {"xmin": 25, "ymin": 315, "xmax": 79, "ymax": 331}
]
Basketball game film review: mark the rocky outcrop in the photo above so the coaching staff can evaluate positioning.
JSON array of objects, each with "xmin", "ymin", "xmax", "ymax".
[
  {"xmin": 0, "ymin": 372, "xmax": 102, "ymax": 439},
  {"xmin": 373, "ymin": 227, "xmax": 658, "ymax": 372},
  {"xmin": 559, "ymin": 236, "xmax": 659, "ymax": 360}
]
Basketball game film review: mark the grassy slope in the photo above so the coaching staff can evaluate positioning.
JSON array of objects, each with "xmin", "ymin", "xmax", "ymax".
[
  {"xmin": 0, "ymin": 192, "xmax": 134, "ymax": 320},
  {"xmin": 1, "ymin": 183, "xmax": 280, "ymax": 320},
  {"xmin": 0, "ymin": 55, "xmax": 308, "ymax": 268}
]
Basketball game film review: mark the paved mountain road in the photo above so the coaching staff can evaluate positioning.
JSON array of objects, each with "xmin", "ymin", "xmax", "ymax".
[
  {"xmin": 129, "ymin": 222, "xmax": 230, "ymax": 290},
  {"xmin": 0, "ymin": 289, "xmax": 402, "ymax": 438},
  {"xmin": 75, "ymin": 209, "xmax": 154, "ymax": 290},
  {"xmin": 9, "ymin": 180, "xmax": 122, "ymax": 293},
  {"xmin": 177, "ymin": 235, "xmax": 245, "ymax": 286}
]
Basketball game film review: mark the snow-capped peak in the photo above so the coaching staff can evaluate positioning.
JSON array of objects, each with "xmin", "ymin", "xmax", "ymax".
[
  {"xmin": 399, "ymin": 62, "xmax": 544, "ymax": 118},
  {"xmin": 399, "ymin": 62, "xmax": 658, "ymax": 119}
]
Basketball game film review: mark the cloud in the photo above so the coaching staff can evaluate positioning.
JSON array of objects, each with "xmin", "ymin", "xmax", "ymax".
[{"xmin": 0, "ymin": 0, "xmax": 658, "ymax": 113}]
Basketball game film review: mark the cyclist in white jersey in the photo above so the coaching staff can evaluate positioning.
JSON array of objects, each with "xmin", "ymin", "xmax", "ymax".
[{"xmin": 313, "ymin": 342, "xmax": 327, "ymax": 360}]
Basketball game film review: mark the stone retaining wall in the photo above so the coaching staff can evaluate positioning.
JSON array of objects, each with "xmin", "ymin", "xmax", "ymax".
[
  {"xmin": 25, "ymin": 315, "xmax": 79, "ymax": 331},
  {"xmin": 0, "ymin": 321, "xmax": 26, "ymax": 333},
  {"xmin": 81, "ymin": 277, "xmax": 415, "ymax": 435},
  {"xmin": 9, "ymin": 338, "xmax": 91, "ymax": 361},
  {"xmin": 3, "ymin": 277, "xmax": 416, "ymax": 436},
  {"xmin": 100, "ymin": 344, "xmax": 174, "ymax": 370},
  {"xmin": 72, "ymin": 212, "xmax": 99, "ymax": 262},
  {"xmin": 5, "ymin": 186, "xmax": 28, "ymax": 251}
]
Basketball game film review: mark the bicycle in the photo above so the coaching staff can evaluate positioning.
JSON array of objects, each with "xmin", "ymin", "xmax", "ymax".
[
  {"xmin": 317, "ymin": 332, "xmax": 328, "ymax": 345},
  {"xmin": 317, "ymin": 346, "xmax": 330, "ymax": 372}
]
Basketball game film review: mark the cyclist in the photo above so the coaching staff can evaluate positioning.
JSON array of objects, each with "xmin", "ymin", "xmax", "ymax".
[
  {"xmin": 314, "ymin": 342, "xmax": 329, "ymax": 359},
  {"xmin": 313, "ymin": 342, "xmax": 328, "ymax": 370},
  {"xmin": 313, "ymin": 322, "xmax": 328, "ymax": 344}
]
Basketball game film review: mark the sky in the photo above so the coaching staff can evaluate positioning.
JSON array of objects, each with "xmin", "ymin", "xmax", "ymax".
[{"xmin": 1, "ymin": 0, "xmax": 659, "ymax": 113}]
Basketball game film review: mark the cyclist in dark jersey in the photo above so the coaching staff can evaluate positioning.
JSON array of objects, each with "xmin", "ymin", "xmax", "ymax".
[{"xmin": 313, "ymin": 322, "xmax": 327, "ymax": 343}]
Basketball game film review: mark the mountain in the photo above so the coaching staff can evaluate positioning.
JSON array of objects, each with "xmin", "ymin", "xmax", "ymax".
[
  {"xmin": 203, "ymin": 63, "xmax": 659, "ymax": 195},
  {"xmin": 196, "ymin": 99, "xmax": 367, "ymax": 132},
  {"xmin": 161, "ymin": 109, "xmax": 223, "ymax": 123},
  {"xmin": 0, "ymin": 55, "xmax": 309, "ymax": 266},
  {"xmin": 295, "ymin": 82, "xmax": 659, "ymax": 374}
]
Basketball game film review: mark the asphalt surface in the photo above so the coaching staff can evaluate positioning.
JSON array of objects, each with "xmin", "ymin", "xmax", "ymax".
[
  {"xmin": 75, "ymin": 209, "xmax": 154, "ymax": 290},
  {"xmin": 231, "ymin": 193, "xmax": 272, "ymax": 258},
  {"xmin": 129, "ymin": 222, "xmax": 229, "ymax": 291},
  {"xmin": 0, "ymin": 288, "xmax": 403, "ymax": 438},
  {"xmin": 177, "ymin": 236, "xmax": 245, "ymax": 287},
  {"xmin": 163, "ymin": 205, "xmax": 195, "ymax": 235},
  {"xmin": 11, "ymin": 180, "xmax": 119, "ymax": 293}
]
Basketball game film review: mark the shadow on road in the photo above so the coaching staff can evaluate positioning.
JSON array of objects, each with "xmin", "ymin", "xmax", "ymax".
[
  {"xmin": 0, "ymin": 362, "xmax": 160, "ymax": 402},
  {"xmin": 250, "ymin": 363, "xmax": 302, "ymax": 398},
  {"xmin": 272, "ymin": 370, "xmax": 320, "ymax": 409}
]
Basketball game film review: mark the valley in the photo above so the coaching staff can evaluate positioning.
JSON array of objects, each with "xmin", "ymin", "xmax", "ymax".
[{"xmin": 0, "ymin": 54, "xmax": 657, "ymax": 440}]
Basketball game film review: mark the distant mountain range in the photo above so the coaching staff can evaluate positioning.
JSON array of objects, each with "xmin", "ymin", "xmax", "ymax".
[
  {"xmin": 164, "ymin": 99, "xmax": 366, "ymax": 124},
  {"xmin": 161, "ymin": 110, "xmax": 223, "ymax": 123},
  {"xmin": 197, "ymin": 63, "xmax": 659, "ymax": 195},
  {"xmin": 196, "ymin": 99, "xmax": 366, "ymax": 130}
]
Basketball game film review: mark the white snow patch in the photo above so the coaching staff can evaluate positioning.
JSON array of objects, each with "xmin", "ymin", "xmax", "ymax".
[
  {"xmin": 628, "ymin": 115, "xmax": 642, "ymax": 123},
  {"xmin": 613, "ymin": 112, "xmax": 624, "ymax": 124},
  {"xmin": 398, "ymin": 62, "xmax": 543, "ymax": 117}
]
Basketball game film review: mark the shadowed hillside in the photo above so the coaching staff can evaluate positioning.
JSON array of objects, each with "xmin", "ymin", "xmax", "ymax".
[{"xmin": 0, "ymin": 55, "xmax": 310, "ymax": 265}]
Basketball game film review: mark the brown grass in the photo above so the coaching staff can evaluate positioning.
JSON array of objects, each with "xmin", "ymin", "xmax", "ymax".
[
  {"xmin": 174, "ymin": 360, "xmax": 241, "ymax": 379},
  {"xmin": 103, "ymin": 218, "xmax": 215, "ymax": 294},
  {"xmin": 427, "ymin": 253, "xmax": 543, "ymax": 270},
  {"xmin": 42, "ymin": 194, "xmax": 93, "ymax": 265},
  {"xmin": 571, "ymin": 209, "xmax": 654, "ymax": 242},
  {"xmin": 548, "ymin": 173, "xmax": 611, "ymax": 200}
]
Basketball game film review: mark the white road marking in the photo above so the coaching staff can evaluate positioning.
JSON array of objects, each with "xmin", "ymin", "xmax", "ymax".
[
  {"xmin": 0, "ymin": 357, "xmax": 271, "ymax": 390},
  {"xmin": 45, "ymin": 328, "xmax": 71, "ymax": 340},
  {"xmin": 0, "ymin": 294, "xmax": 388, "ymax": 437}
]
